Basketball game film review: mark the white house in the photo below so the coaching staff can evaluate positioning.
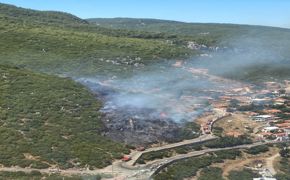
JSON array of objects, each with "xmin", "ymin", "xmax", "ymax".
[
  {"xmin": 262, "ymin": 126, "xmax": 279, "ymax": 132},
  {"xmin": 253, "ymin": 115, "xmax": 273, "ymax": 122}
]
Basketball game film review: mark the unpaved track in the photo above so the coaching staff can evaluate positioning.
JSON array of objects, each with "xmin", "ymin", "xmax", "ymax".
[{"xmin": 266, "ymin": 153, "xmax": 279, "ymax": 175}]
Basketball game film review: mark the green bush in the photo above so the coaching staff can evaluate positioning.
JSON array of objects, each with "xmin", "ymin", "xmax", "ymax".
[
  {"xmin": 198, "ymin": 167, "xmax": 224, "ymax": 180},
  {"xmin": 154, "ymin": 150, "xmax": 241, "ymax": 180},
  {"xmin": 228, "ymin": 169, "xmax": 259, "ymax": 180},
  {"xmin": 245, "ymin": 145, "xmax": 269, "ymax": 155},
  {"xmin": 205, "ymin": 136, "xmax": 252, "ymax": 148}
]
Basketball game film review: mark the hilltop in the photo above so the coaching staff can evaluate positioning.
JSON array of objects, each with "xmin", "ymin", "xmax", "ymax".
[
  {"xmin": 0, "ymin": 3, "xmax": 87, "ymax": 25},
  {"xmin": 87, "ymin": 17, "xmax": 290, "ymax": 43}
]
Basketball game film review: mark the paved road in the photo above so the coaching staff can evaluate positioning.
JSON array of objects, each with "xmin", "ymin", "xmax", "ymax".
[
  {"xmin": 126, "ymin": 109, "xmax": 229, "ymax": 167},
  {"xmin": 127, "ymin": 134, "xmax": 217, "ymax": 166},
  {"xmin": 0, "ymin": 140, "xmax": 285, "ymax": 180},
  {"xmin": 134, "ymin": 141, "xmax": 281, "ymax": 179}
]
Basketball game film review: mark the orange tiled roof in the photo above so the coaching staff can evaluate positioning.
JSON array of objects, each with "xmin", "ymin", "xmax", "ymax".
[
  {"xmin": 275, "ymin": 133, "xmax": 286, "ymax": 137},
  {"xmin": 276, "ymin": 123, "xmax": 290, "ymax": 127},
  {"xmin": 259, "ymin": 132, "xmax": 273, "ymax": 136},
  {"xmin": 263, "ymin": 109, "xmax": 281, "ymax": 114}
]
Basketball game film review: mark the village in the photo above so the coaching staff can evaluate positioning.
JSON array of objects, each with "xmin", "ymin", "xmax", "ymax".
[
  {"xmin": 151, "ymin": 79, "xmax": 290, "ymax": 180},
  {"xmin": 172, "ymin": 60, "xmax": 290, "ymax": 143},
  {"xmin": 205, "ymin": 80, "xmax": 290, "ymax": 142}
]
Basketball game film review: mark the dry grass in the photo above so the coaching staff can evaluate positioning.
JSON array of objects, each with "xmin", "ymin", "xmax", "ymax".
[
  {"xmin": 214, "ymin": 113, "xmax": 260, "ymax": 138},
  {"xmin": 209, "ymin": 147, "xmax": 279, "ymax": 179}
]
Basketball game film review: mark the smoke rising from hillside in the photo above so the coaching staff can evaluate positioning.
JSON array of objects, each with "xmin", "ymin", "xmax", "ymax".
[
  {"xmin": 78, "ymin": 62, "xmax": 238, "ymax": 123},
  {"xmin": 78, "ymin": 35, "xmax": 290, "ymax": 123}
]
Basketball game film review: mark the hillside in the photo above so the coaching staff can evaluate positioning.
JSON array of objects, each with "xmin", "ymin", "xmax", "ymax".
[
  {"xmin": 0, "ymin": 2, "xmax": 290, "ymax": 179},
  {"xmin": 88, "ymin": 18, "xmax": 290, "ymax": 57},
  {"xmin": 0, "ymin": 3, "xmax": 87, "ymax": 26},
  {"xmin": 88, "ymin": 18, "xmax": 290, "ymax": 82},
  {"xmin": 87, "ymin": 18, "xmax": 290, "ymax": 43},
  {"xmin": 0, "ymin": 64, "xmax": 129, "ymax": 169},
  {"xmin": 3, "ymin": 3, "xmax": 290, "ymax": 81},
  {"xmin": 0, "ymin": 3, "xmax": 194, "ymax": 77}
]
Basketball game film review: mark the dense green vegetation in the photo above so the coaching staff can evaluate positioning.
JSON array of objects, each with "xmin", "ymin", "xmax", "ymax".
[
  {"xmin": 212, "ymin": 126, "xmax": 224, "ymax": 137},
  {"xmin": 88, "ymin": 18, "xmax": 290, "ymax": 46},
  {"xmin": 0, "ymin": 3, "xmax": 196, "ymax": 77},
  {"xmin": 204, "ymin": 136, "xmax": 253, "ymax": 148},
  {"xmin": 0, "ymin": 171, "xmax": 102, "ymax": 180},
  {"xmin": 275, "ymin": 144, "xmax": 290, "ymax": 179},
  {"xmin": 228, "ymin": 169, "xmax": 259, "ymax": 180},
  {"xmin": 2, "ymin": 3, "xmax": 290, "ymax": 81},
  {"xmin": 136, "ymin": 142, "xmax": 203, "ymax": 164},
  {"xmin": 89, "ymin": 18, "xmax": 290, "ymax": 82},
  {"xmin": 198, "ymin": 167, "xmax": 224, "ymax": 180},
  {"xmin": 221, "ymin": 64, "xmax": 290, "ymax": 82},
  {"xmin": 245, "ymin": 145, "xmax": 269, "ymax": 155},
  {"xmin": 0, "ymin": 65, "xmax": 129, "ymax": 169},
  {"xmin": 153, "ymin": 144, "xmax": 279, "ymax": 180},
  {"xmin": 137, "ymin": 136, "xmax": 252, "ymax": 163},
  {"xmin": 154, "ymin": 150, "xmax": 241, "ymax": 180}
]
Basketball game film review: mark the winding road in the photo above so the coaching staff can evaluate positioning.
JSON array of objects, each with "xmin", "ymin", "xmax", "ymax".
[
  {"xmin": 127, "ymin": 134, "xmax": 217, "ymax": 166},
  {"xmin": 0, "ymin": 137, "xmax": 284, "ymax": 180},
  {"xmin": 0, "ymin": 108, "xmax": 284, "ymax": 180}
]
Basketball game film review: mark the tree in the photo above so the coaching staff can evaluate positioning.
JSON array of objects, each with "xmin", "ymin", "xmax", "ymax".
[{"xmin": 279, "ymin": 146, "xmax": 290, "ymax": 158}]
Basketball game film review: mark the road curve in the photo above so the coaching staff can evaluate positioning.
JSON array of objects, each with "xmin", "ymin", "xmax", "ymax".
[
  {"xmin": 127, "ymin": 134, "xmax": 217, "ymax": 166},
  {"xmin": 0, "ymin": 141, "xmax": 285, "ymax": 180}
]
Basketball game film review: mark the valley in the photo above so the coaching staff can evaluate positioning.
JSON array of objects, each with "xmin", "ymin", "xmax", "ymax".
[{"xmin": 1, "ymin": 2, "xmax": 290, "ymax": 180}]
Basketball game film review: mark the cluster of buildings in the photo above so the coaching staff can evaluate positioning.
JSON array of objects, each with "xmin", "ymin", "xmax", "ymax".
[
  {"xmin": 257, "ymin": 119, "xmax": 290, "ymax": 141},
  {"xmin": 206, "ymin": 81, "xmax": 290, "ymax": 141}
]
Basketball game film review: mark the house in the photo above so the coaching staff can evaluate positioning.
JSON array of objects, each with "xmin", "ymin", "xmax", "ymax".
[
  {"xmin": 258, "ymin": 132, "xmax": 273, "ymax": 138},
  {"xmin": 276, "ymin": 123, "xmax": 290, "ymax": 128},
  {"xmin": 252, "ymin": 98, "xmax": 272, "ymax": 105},
  {"xmin": 253, "ymin": 177, "xmax": 276, "ymax": 180},
  {"xmin": 275, "ymin": 132, "xmax": 289, "ymax": 141},
  {"xmin": 262, "ymin": 109, "xmax": 281, "ymax": 114},
  {"xmin": 274, "ymin": 98, "xmax": 286, "ymax": 104},
  {"xmin": 262, "ymin": 126, "xmax": 279, "ymax": 132},
  {"xmin": 283, "ymin": 127, "xmax": 290, "ymax": 134},
  {"xmin": 253, "ymin": 115, "xmax": 273, "ymax": 122}
]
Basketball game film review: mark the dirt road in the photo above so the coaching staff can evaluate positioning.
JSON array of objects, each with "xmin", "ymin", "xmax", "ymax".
[{"xmin": 266, "ymin": 153, "xmax": 280, "ymax": 175}]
